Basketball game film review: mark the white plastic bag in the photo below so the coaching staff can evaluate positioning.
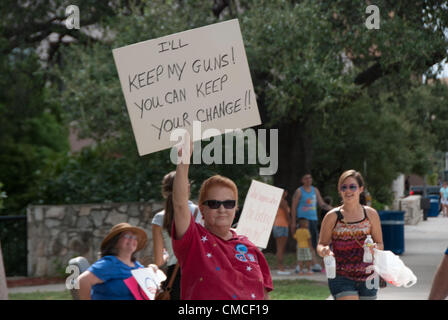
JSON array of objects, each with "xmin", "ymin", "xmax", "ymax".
[{"xmin": 373, "ymin": 249, "xmax": 417, "ymax": 288}]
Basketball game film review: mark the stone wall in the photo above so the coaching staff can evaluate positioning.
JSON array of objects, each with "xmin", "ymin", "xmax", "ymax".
[
  {"xmin": 27, "ymin": 202, "xmax": 164, "ymax": 277},
  {"xmin": 399, "ymin": 195, "xmax": 423, "ymax": 225}
]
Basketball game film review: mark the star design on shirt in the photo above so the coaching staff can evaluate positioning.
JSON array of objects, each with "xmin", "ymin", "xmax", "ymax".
[
  {"xmin": 201, "ymin": 235, "xmax": 208, "ymax": 243},
  {"xmin": 251, "ymin": 293, "xmax": 256, "ymax": 299},
  {"xmin": 206, "ymin": 253, "xmax": 212, "ymax": 258},
  {"xmin": 246, "ymin": 266, "xmax": 252, "ymax": 271}
]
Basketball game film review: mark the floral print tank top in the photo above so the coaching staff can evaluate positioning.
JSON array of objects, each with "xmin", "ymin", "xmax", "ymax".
[{"xmin": 331, "ymin": 207, "xmax": 374, "ymax": 282}]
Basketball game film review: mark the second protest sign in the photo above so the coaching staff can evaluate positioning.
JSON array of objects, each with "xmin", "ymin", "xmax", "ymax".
[{"xmin": 236, "ymin": 180, "xmax": 284, "ymax": 249}]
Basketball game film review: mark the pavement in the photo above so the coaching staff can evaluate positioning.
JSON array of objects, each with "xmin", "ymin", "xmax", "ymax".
[
  {"xmin": 375, "ymin": 214, "xmax": 448, "ymax": 300},
  {"xmin": 6, "ymin": 215, "xmax": 448, "ymax": 299},
  {"xmin": 7, "ymin": 283, "xmax": 66, "ymax": 294}
]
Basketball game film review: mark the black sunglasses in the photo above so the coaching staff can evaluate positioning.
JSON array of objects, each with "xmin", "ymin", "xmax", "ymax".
[{"xmin": 202, "ymin": 200, "xmax": 236, "ymax": 209}]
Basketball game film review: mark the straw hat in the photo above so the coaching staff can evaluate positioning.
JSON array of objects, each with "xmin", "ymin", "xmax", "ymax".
[{"xmin": 100, "ymin": 223, "xmax": 148, "ymax": 252}]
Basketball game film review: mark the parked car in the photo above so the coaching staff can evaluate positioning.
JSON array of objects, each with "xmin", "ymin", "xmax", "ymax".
[
  {"xmin": 410, "ymin": 185, "xmax": 441, "ymax": 213},
  {"xmin": 409, "ymin": 185, "xmax": 441, "ymax": 196}
]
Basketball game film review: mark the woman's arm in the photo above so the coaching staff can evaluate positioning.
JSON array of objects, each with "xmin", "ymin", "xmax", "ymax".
[
  {"xmin": 280, "ymin": 199, "xmax": 291, "ymax": 225},
  {"xmin": 152, "ymin": 224, "xmax": 167, "ymax": 267},
  {"xmin": 315, "ymin": 188, "xmax": 332, "ymax": 211},
  {"xmin": 316, "ymin": 210, "xmax": 338, "ymax": 257},
  {"xmin": 77, "ymin": 270, "xmax": 103, "ymax": 300},
  {"xmin": 173, "ymin": 132, "xmax": 193, "ymax": 240},
  {"xmin": 366, "ymin": 207, "xmax": 384, "ymax": 250},
  {"xmin": 429, "ymin": 253, "xmax": 448, "ymax": 300},
  {"xmin": 290, "ymin": 189, "xmax": 301, "ymax": 234}
]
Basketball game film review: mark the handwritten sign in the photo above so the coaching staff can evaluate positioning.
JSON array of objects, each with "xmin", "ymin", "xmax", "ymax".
[
  {"xmin": 235, "ymin": 180, "xmax": 284, "ymax": 248},
  {"xmin": 124, "ymin": 276, "xmax": 149, "ymax": 300},
  {"xmin": 130, "ymin": 267, "xmax": 167, "ymax": 300},
  {"xmin": 112, "ymin": 19, "xmax": 261, "ymax": 156}
]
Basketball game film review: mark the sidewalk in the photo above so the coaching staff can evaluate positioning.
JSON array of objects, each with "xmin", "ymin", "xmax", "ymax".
[
  {"xmin": 8, "ymin": 283, "xmax": 66, "ymax": 294},
  {"xmin": 376, "ymin": 215, "xmax": 448, "ymax": 300},
  {"xmin": 271, "ymin": 269, "xmax": 327, "ymax": 282}
]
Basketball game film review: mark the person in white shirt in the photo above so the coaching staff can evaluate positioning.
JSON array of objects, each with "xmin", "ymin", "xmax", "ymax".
[{"xmin": 151, "ymin": 171, "xmax": 202, "ymax": 300}]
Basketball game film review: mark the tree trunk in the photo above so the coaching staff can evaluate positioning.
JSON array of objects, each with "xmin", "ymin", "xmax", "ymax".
[
  {"xmin": 0, "ymin": 242, "xmax": 8, "ymax": 300},
  {"xmin": 274, "ymin": 120, "xmax": 313, "ymax": 199},
  {"xmin": 266, "ymin": 120, "xmax": 313, "ymax": 253}
]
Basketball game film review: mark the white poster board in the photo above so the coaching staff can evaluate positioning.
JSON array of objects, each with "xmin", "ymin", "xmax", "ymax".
[
  {"xmin": 236, "ymin": 180, "xmax": 284, "ymax": 248},
  {"xmin": 112, "ymin": 19, "xmax": 261, "ymax": 156},
  {"xmin": 131, "ymin": 267, "xmax": 167, "ymax": 300}
]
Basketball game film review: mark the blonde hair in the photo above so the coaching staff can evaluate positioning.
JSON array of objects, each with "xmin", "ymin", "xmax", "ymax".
[{"xmin": 198, "ymin": 175, "xmax": 238, "ymax": 206}]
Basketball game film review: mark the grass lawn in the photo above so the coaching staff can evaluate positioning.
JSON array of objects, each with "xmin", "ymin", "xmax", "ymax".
[
  {"xmin": 9, "ymin": 279, "xmax": 329, "ymax": 300},
  {"xmin": 9, "ymin": 290, "xmax": 72, "ymax": 300},
  {"xmin": 270, "ymin": 279, "xmax": 330, "ymax": 300},
  {"xmin": 264, "ymin": 252, "xmax": 298, "ymax": 270}
]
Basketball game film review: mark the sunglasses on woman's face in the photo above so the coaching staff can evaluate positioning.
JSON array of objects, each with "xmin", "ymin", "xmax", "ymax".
[
  {"xmin": 340, "ymin": 184, "xmax": 359, "ymax": 192},
  {"xmin": 202, "ymin": 200, "xmax": 236, "ymax": 209}
]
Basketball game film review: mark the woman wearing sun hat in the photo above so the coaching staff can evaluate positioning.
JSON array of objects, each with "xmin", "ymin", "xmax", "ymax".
[{"xmin": 77, "ymin": 222, "xmax": 148, "ymax": 300}]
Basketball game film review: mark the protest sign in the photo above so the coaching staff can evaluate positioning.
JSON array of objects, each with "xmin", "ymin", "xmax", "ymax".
[
  {"xmin": 112, "ymin": 19, "xmax": 261, "ymax": 156},
  {"xmin": 235, "ymin": 180, "xmax": 284, "ymax": 248},
  {"xmin": 130, "ymin": 267, "xmax": 167, "ymax": 300},
  {"xmin": 124, "ymin": 276, "xmax": 149, "ymax": 300}
]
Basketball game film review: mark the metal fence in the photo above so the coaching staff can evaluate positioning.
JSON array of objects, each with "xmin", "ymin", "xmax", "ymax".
[{"xmin": 0, "ymin": 215, "xmax": 27, "ymax": 276}]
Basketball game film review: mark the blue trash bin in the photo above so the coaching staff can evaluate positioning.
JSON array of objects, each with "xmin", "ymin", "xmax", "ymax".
[
  {"xmin": 378, "ymin": 211, "xmax": 405, "ymax": 255},
  {"xmin": 427, "ymin": 195, "xmax": 440, "ymax": 217}
]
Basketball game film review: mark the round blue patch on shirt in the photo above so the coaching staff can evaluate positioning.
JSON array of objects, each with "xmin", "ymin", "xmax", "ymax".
[{"xmin": 235, "ymin": 243, "xmax": 248, "ymax": 254}]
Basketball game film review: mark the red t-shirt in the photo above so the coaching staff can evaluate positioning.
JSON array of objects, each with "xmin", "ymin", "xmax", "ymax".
[{"xmin": 172, "ymin": 215, "xmax": 273, "ymax": 300}]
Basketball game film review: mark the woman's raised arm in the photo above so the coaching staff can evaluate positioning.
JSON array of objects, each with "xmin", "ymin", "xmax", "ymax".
[{"xmin": 172, "ymin": 132, "xmax": 193, "ymax": 240}]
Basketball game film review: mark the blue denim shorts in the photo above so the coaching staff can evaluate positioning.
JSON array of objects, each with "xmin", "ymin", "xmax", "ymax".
[
  {"xmin": 328, "ymin": 275, "xmax": 378, "ymax": 300},
  {"xmin": 273, "ymin": 226, "xmax": 288, "ymax": 238}
]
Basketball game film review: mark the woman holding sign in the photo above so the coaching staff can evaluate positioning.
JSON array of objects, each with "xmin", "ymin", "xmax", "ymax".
[
  {"xmin": 171, "ymin": 133, "xmax": 273, "ymax": 300},
  {"xmin": 77, "ymin": 223, "xmax": 148, "ymax": 300}
]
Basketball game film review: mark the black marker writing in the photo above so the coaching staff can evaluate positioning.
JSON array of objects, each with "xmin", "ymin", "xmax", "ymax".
[
  {"xmin": 158, "ymin": 39, "xmax": 189, "ymax": 53},
  {"xmin": 151, "ymin": 112, "xmax": 191, "ymax": 140}
]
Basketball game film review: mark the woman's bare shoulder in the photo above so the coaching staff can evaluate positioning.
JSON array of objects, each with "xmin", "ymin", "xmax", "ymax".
[
  {"xmin": 364, "ymin": 206, "xmax": 380, "ymax": 218},
  {"xmin": 323, "ymin": 207, "xmax": 340, "ymax": 222}
]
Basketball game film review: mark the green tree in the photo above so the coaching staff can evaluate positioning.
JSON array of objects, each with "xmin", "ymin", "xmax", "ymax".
[
  {"xmin": 0, "ymin": 47, "xmax": 69, "ymax": 215},
  {"xmin": 43, "ymin": 2, "xmax": 260, "ymax": 205},
  {"xmin": 46, "ymin": 0, "xmax": 448, "ymax": 207},
  {"xmin": 242, "ymin": 0, "xmax": 448, "ymax": 199}
]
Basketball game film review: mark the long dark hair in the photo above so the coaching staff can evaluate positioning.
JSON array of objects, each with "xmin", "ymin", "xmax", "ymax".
[
  {"xmin": 161, "ymin": 171, "xmax": 176, "ymax": 237},
  {"xmin": 99, "ymin": 232, "xmax": 137, "ymax": 262}
]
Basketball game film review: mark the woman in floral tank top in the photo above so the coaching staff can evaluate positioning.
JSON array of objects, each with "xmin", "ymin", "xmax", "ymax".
[{"xmin": 317, "ymin": 170, "xmax": 384, "ymax": 300}]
